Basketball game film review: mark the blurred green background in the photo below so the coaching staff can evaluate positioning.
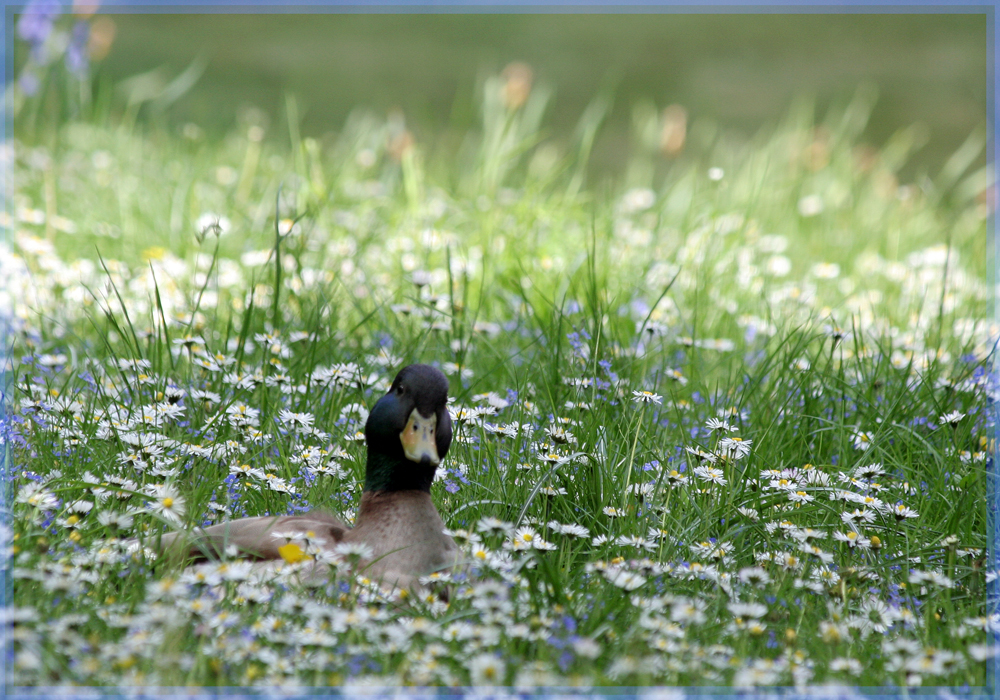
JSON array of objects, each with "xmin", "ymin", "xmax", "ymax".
[{"xmin": 82, "ymin": 12, "xmax": 992, "ymax": 179}]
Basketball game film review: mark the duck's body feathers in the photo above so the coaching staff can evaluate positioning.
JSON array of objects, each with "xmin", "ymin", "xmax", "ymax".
[
  {"xmin": 157, "ymin": 512, "xmax": 349, "ymax": 561},
  {"xmin": 158, "ymin": 491, "xmax": 458, "ymax": 590}
]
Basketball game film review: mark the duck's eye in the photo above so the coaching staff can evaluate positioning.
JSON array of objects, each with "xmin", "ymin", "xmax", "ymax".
[{"xmin": 396, "ymin": 385, "xmax": 405, "ymax": 396}]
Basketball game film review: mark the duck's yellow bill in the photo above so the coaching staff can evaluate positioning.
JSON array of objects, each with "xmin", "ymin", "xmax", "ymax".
[{"xmin": 401, "ymin": 409, "xmax": 439, "ymax": 466}]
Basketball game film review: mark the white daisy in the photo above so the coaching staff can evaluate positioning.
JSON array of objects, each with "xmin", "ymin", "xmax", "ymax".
[
  {"xmin": 693, "ymin": 466, "xmax": 727, "ymax": 485},
  {"xmin": 631, "ymin": 390, "xmax": 663, "ymax": 405},
  {"xmin": 146, "ymin": 484, "xmax": 186, "ymax": 526},
  {"xmin": 938, "ymin": 410, "xmax": 966, "ymax": 426}
]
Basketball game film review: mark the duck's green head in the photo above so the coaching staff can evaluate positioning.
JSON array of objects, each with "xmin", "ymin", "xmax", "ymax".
[{"xmin": 364, "ymin": 364, "xmax": 453, "ymax": 492}]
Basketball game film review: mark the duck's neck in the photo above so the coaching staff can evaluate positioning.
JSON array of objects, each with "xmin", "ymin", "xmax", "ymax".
[{"xmin": 364, "ymin": 451, "xmax": 436, "ymax": 493}]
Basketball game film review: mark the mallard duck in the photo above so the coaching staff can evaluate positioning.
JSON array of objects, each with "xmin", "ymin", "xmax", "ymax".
[{"xmin": 154, "ymin": 364, "xmax": 458, "ymax": 592}]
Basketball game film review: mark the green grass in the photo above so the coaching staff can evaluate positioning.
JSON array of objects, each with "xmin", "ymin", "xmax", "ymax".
[
  {"xmin": 2, "ymin": 73, "xmax": 996, "ymax": 689},
  {"xmin": 92, "ymin": 14, "xmax": 988, "ymax": 181}
]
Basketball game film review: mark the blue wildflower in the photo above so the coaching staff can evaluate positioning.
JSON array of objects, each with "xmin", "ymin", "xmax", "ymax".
[
  {"xmin": 17, "ymin": 0, "xmax": 62, "ymax": 62},
  {"xmin": 65, "ymin": 21, "xmax": 90, "ymax": 75}
]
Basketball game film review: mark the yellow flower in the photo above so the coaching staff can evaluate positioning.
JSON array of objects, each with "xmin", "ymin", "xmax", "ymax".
[{"xmin": 278, "ymin": 542, "xmax": 308, "ymax": 563}]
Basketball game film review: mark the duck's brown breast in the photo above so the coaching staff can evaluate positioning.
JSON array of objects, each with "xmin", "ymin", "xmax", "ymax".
[{"xmin": 345, "ymin": 490, "xmax": 458, "ymax": 582}]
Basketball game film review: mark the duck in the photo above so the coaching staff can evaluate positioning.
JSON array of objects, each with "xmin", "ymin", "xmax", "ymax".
[{"xmin": 154, "ymin": 363, "xmax": 458, "ymax": 592}]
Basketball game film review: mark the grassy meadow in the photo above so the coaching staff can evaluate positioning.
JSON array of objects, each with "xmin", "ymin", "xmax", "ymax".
[{"xmin": 2, "ymin": 57, "xmax": 997, "ymax": 691}]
